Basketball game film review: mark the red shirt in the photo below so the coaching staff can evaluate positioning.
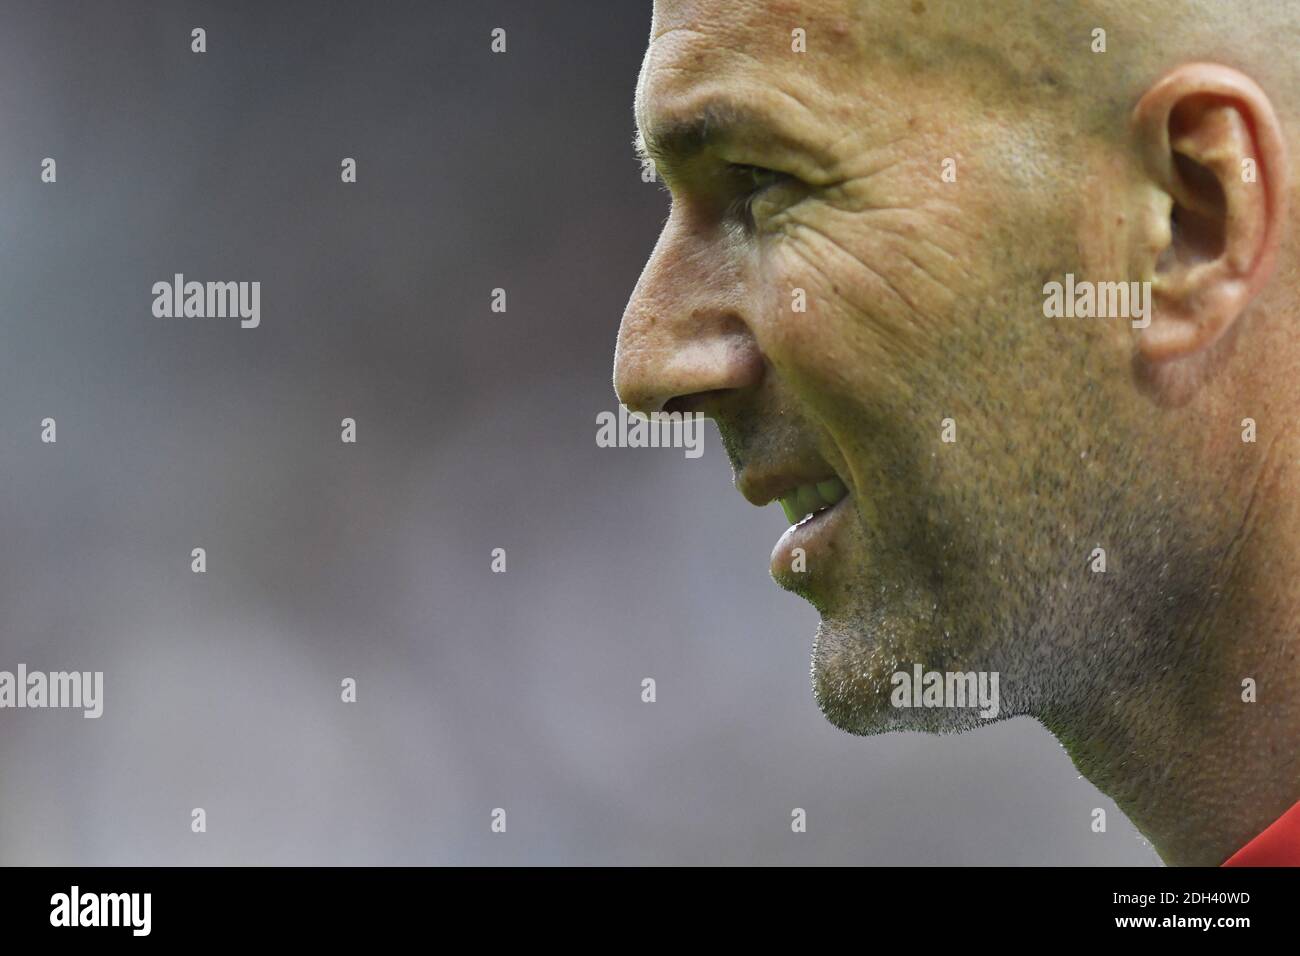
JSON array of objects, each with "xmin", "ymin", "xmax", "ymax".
[{"xmin": 1222, "ymin": 798, "xmax": 1300, "ymax": 866}]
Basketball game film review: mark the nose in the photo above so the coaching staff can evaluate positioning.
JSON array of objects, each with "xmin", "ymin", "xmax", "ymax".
[{"xmin": 613, "ymin": 220, "xmax": 763, "ymax": 416}]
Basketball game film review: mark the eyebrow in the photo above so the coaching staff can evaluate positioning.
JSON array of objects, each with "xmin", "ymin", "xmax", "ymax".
[{"xmin": 633, "ymin": 100, "xmax": 761, "ymax": 171}]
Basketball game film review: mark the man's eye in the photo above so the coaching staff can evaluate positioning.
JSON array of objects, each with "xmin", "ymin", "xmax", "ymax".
[
  {"xmin": 732, "ymin": 163, "xmax": 785, "ymax": 196},
  {"xmin": 727, "ymin": 164, "xmax": 795, "ymax": 224}
]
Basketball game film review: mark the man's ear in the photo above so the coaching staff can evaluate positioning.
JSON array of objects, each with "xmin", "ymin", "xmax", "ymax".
[{"xmin": 1131, "ymin": 63, "xmax": 1287, "ymax": 363}]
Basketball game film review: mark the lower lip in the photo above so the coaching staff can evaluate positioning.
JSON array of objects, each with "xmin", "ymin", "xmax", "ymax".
[{"xmin": 769, "ymin": 494, "xmax": 852, "ymax": 585}]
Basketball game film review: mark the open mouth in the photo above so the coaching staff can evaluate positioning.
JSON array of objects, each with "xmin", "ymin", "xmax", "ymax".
[
  {"xmin": 735, "ymin": 459, "xmax": 855, "ymax": 584},
  {"xmin": 776, "ymin": 477, "xmax": 849, "ymax": 525}
]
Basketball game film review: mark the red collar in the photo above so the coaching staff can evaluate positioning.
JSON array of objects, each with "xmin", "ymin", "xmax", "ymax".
[{"xmin": 1222, "ymin": 798, "xmax": 1300, "ymax": 866}]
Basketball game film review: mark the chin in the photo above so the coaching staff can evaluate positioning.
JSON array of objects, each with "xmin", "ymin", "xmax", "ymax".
[{"xmin": 810, "ymin": 618, "xmax": 1011, "ymax": 737}]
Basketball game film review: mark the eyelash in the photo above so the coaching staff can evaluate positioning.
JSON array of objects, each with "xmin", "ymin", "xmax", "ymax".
[
  {"xmin": 733, "ymin": 163, "xmax": 782, "ymax": 194},
  {"xmin": 728, "ymin": 164, "xmax": 788, "ymax": 221}
]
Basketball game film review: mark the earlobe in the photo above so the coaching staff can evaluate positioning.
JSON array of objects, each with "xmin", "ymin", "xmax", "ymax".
[{"xmin": 1130, "ymin": 64, "xmax": 1287, "ymax": 364}]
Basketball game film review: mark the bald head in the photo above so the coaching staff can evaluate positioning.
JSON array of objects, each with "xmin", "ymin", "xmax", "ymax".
[{"xmin": 616, "ymin": 0, "xmax": 1300, "ymax": 864}]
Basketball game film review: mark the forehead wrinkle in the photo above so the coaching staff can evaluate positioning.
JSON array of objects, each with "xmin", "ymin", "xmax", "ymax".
[
  {"xmin": 633, "ymin": 11, "xmax": 885, "ymax": 181},
  {"xmin": 633, "ymin": 19, "xmax": 812, "ymax": 162}
]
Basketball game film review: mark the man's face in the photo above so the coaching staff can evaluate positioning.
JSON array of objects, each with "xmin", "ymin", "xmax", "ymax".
[{"xmin": 616, "ymin": 0, "xmax": 1224, "ymax": 734}]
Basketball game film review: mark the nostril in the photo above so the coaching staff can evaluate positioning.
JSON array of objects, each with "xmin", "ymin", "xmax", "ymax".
[
  {"xmin": 613, "ymin": 313, "xmax": 764, "ymax": 419},
  {"xmin": 663, "ymin": 389, "xmax": 732, "ymax": 417},
  {"xmin": 661, "ymin": 395, "xmax": 693, "ymax": 416}
]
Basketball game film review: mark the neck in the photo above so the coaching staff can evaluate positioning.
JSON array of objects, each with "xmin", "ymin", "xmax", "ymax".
[{"xmin": 1046, "ymin": 438, "xmax": 1300, "ymax": 865}]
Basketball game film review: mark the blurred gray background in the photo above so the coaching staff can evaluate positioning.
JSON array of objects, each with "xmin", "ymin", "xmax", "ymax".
[{"xmin": 0, "ymin": 0, "xmax": 1157, "ymax": 865}]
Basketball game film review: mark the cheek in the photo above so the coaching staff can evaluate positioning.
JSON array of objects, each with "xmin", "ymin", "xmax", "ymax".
[
  {"xmin": 750, "ymin": 205, "xmax": 1005, "ymax": 506},
  {"xmin": 753, "ymin": 245, "xmax": 863, "ymax": 404},
  {"xmin": 754, "ymin": 210, "xmax": 942, "ymax": 416}
]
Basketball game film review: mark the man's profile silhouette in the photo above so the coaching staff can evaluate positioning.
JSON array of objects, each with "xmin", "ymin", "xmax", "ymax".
[{"xmin": 614, "ymin": 0, "xmax": 1300, "ymax": 865}]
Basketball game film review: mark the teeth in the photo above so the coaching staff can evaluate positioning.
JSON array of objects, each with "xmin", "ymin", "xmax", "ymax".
[
  {"xmin": 779, "ymin": 497, "xmax": 801, "ymax": 524},
  {"xmin": 777, "ymin": 477, "xmax": 848, "ymax": 524},
  {"xmin": 795, "ymin": 484, "xmax": 822, "ymax": 517},
  {"xmin": 816, "ymin": 479, "xmax": 846, "ymax": 502}
]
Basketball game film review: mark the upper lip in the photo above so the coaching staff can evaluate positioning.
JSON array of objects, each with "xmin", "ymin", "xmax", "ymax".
[{"xmin": 736, "ymin": 462, "xmax": 839, "ymax": 507}]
